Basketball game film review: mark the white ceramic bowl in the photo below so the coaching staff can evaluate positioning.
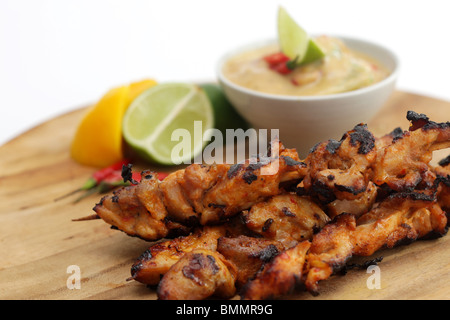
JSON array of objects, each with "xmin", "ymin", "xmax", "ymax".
[{"xmin": 217, "ymin": 36, "xmax": 399, "ymax": 157}]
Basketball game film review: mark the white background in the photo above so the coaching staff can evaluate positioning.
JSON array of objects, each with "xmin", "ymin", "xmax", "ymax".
[{"xmin": 1, "ymin": 0, "xmax": 450, "ymax": 146}]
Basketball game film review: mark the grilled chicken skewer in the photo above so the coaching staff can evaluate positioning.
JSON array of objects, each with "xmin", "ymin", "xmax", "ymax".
[
  {"xmin": 295, "ymin": 111, "xmax": 450, "ymax": 219},
  {"xmin": 300, "ymin": 111, "xmax": 450, "ymax": 204},
  {"xmin": 93, "ymin": 140, "xmax": 307, "ymax": 241}
]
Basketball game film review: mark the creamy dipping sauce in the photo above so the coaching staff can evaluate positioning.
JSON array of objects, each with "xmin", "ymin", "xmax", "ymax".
[{"xmin": 222, "ymin": 35, "xmax": 390, "ymax": 96}]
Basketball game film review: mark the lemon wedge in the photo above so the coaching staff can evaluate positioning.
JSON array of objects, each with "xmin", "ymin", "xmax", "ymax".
[{"xmin": 70, "ymin": 79, "xmax": 157, "ymax": 167}]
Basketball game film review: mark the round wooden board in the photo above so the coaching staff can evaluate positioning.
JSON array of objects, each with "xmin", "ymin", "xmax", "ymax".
[{"xmin": 0, "ymin": 90, "xmax": 449, "ymax": 300}]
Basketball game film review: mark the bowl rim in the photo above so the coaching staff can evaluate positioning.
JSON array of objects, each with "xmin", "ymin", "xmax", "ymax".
[{"xmin": 216, "ymin": 35, "xmax": 400, "ymax": 102}]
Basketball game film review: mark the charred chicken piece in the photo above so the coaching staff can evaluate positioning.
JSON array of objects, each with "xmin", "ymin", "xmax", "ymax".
[
  {"xmin": 372, "ymin": 111, "xmax": 450, "ymax": 191},
  {"xmin": 301, "ymin": 123, "xmax": 377, "ymax": 204},
  {"xmin": 177, "ymin": 163, "xmax": 230, "ymax": 223},
  {"xmin": 159, "ymin": 169, "xmax": 199, "ymax": 224},
  {"xmin": 93, "ymin": 172, "xmax": 190, "ymax": 241},
  {"xmin": 130, "ymin": 225, "xmax": 228, "ymax": 286},
  {"xmin": 130, "ymin": 217, "xmax": 250, "ymax": 286},
  {"xmin": 217, "ymin": 235, "xmax": 285, "ymax": 288},
  {"xmin": 240, "ymin": 240, "xmax": 311, "ymax": 300},
  {"xmin": 354, "ymin": 193, "xmax": 448, "ymax": 256},
  {"xmin": 156, "ymin": 249, "xmax": 238, "ymax": 300},
  {"xmin": 242, "ymin": 194, "xmax": 329, "ymax": 248},
  {"xmin": 326, "ymin": 181, "xmax": 377, "ymax": 219},
  {"xmin": 304, "ymin": 213, "xmax": 356, "ymax": 295}
]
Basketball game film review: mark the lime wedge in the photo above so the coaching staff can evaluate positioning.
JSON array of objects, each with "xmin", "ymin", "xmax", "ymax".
[
  {"xmin": 122, "ymin": 83, "xmax": 213, "ymax": 165},
  {"xmin": 277, "ymin": 6, "xmax": 324, "ymax": 65},
  {"xmin": 278, "ymin": 6, "xmax": 308, "ymax": 60}
]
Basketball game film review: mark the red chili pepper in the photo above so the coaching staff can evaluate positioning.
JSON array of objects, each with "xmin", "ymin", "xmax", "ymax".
[
  {"xmin": 264, "ymin": 52, "xmax": 300, "ymax": 75},
  {"xmin": 157, "ymin": 172, "xmax": 169, "ymax": 181},
  {"xmin": 73, "ymin": 159, "xmax": 131, "ymax": 192},
  {"xmin": 264, "ymin": 52, "xmax": 290, "ymax": 66},
  {"xmin": 92, "ymin": 159, "xmax": 131, "ymax": 183},
  {"xmin": 131, "ymin": 171, "xmax": 142, "ymax": 184},
  {"xmin": 56, "ymin": 159, "xmax": 139, "ymax": 203}
]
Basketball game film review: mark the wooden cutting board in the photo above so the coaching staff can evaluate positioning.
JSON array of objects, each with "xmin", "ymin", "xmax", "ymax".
[{"xmin": 0, "ymin": 90, "xmax": 449, "ymax": 300}]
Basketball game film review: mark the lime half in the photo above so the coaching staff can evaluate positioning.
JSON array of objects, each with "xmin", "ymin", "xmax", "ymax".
[
  {"xmin": 123, "ymin": 83, "xmax": 213, "ymax": 165},
  {"xmin": 277, "ymin": 6, "xmax": 324, "ymax": 65}
]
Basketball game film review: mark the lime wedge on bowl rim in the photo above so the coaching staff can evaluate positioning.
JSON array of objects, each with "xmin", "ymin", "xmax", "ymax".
[
  {"xmin": 277, "ymin": 6, "xmax": 325, "ymax": 65},
  {"xmin": 122, "ymin": 83, "xmax": 213, "ymax": 165}
]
